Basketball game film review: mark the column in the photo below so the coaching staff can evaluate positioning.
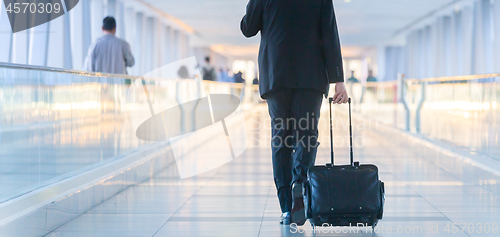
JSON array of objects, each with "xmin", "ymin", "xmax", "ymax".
[
  {"xmin": 90, "ymin": 0, "xmax": 104, "ymax": 42},
  {"xmin": 134, "ymin": 12, "xmax": 144, "ymax": 75},
  {"xmin": 494, "ymin": 0, "xmax": 500, "ymax": 72},
  {"xmin": 151, "ymin": 18, "xmax": 160, "ymax": 70},
  {"xmin": 161, "ymin": 24, "xmax": 170, "ymax": 65},
  {"xmin": 377, "ymin": 46, "xmax": 386, "ymax": 81},
  {"xmin": 144, "ymin": 16, "xmax": 155, "ymax": 73},
  {"xmin": 435, "ymin": 17, "xmax": 444, "ymax": 77},
  {"xmin": 46, "ymin": 17, "xmax": 64, "ymax": 68},
  {"xmin": 173, "ymin": 29, "xmax": 180, "ymax": 61},
  {"xmin": 107, "ymin": 0, "xmax": 116, "ymax": 17},
  {"xmin": 405, "ymin": 32, "xmax": 414, "ymax": 79},
  {"xmin": 431, "ymin": 20, "xmax": 440, "ymax": 77},
  {"xmin": 462, "ymin": 6, "xmax": 474, "ymax": 75},
  {"xmin": 481, "ymin": 0, "xmax": 494, "ymax": 73},
  {"xmin": 177, "ymin": 31, "xmax": 184, "ymax": 60},
  {"xmin": 472, "ymin": 1, "xmax": 481, "ymax": 74},
  {"xmin": 385, "ymin": 47, "xmax": 396, "ymax": 81},
  {"xmin": 424, "ymin": 26, "xmax": 433, "ymax": 78},
  {"xmin": 185, "ymin": 34, "xmax": 192, "ymax": 58},
  {"xmin": 12, "ymin": 31, "xmax": 29, "ymax": 64},
  {"xmin": 416, "ymin": 29, "xmax": 425, "ymax": 79},
  {"xmin": 124, "ymin": 7, "xmax": 135, "ymax": 46},
  {"xmin": 0, "ymin": 3, "xmax": 13, "ymax": 62},
  {"xmin": 442, "ymin": 16, "xmax": 452, "ymax": 76},
  {"xmin": 166, "ymin": 26, "xmax": 174, "ymax": 63},
  {"xmin": 69, "ymin": 1, "xmax": 84, "ymax": 69},
  {"xmin": 453, "ymin": 10, "xmax": 464, "ymax": 76},
  {"xmin": 124, "ymin": 7, "xmax": 136, "ymax": 74},
  {"xmin": 82, "ymin": 0, "xmax": 91, "ymax": 66},
  {"xmin": 63, "ymin": 13, "xmax": 73, "ymax": 69},
  {"xmin": 116, "ymin": 1, "xmax": 125, "ymax": 39},
  {"xmin": 28, "ymin": 23, "xmax": 50, "ymax": 66}
]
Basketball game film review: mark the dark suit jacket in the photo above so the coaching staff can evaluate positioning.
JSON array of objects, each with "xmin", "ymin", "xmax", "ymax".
[{"xmin": 241, "ymin": 0, "xmax": 344, "ymax": 98}]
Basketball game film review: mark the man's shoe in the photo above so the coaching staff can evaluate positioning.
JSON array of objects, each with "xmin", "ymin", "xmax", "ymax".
[
  {"xmin": 280, "ymin": 212, "xmax": 291, "ymax": 225},
  {"xmin": 291, "ymin": 181, "xmax": 306, "ymax": 226}
]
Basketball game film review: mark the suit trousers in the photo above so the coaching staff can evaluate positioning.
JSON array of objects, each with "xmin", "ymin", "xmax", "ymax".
[{"xmin": 266, "ymin": 88, "xmax": 323, "ymax": 213}]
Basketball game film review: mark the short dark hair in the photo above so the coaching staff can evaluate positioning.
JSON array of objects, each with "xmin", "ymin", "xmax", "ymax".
[
  {"xmin": 205, "ymin": 56, "xmax": 210, "ymax": 63},
  {"xmin": 103, "ymin": 16, "xmax": 116, "ymax": 31}
]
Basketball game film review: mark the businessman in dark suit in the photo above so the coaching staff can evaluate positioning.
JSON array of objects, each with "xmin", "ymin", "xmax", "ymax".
[{"xmin": 241, "ymin": 0, "xmax": 348, "ymax": 226}]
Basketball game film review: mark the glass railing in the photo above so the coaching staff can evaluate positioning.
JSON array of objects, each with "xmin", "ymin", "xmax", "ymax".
[
  {"xmin": 0, "ymin": 62, "xmax": 259, "ymax": 203},
  {"xmin": 348, "ymin": 74, "xmax": 500, "ymax": 160}
]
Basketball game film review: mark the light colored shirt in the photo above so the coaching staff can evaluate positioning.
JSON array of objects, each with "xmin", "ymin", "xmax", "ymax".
[
  {"xmin": 218, "ymin": 71, "xmax": 230, "ymax": 82},
  {"xmin": 83, "ymin": 34, "xmax": 134, "ymax": 74},
  {"xmin": 347, "ymin": 76, "xmax": 359, "ymax": 83}
]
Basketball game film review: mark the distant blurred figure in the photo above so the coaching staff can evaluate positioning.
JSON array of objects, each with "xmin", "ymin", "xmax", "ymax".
[
  {"xmin": 83, "ymin": 16, "xmax": 134, "ymax": 74},
  {"xmin": 202, "ymin": 56, "xmax": 217, "ymax": 81},
  {"xmin": 347, "ymin": 71, "xmax": 359, "ymax": 83},
  {"xmin": 366, "ymin": 70, "xmax": 377, "ymax": 82},
  {"xmin": 252, "ymin": 77, "xmax": 259, "ymax": 85},
  {"xmin": 234, "ymin": 71, "xmax": 245, "ymax": 84},
  {"xmin": 218, "ymin": 68, "xmax": 225, "ymax": 82},
  {"xmin": 365, "ymin": 70, "xmax": 378, "ymax": 96},
  {"xmin": 218, "ymin": 68, "xmax": 232, "ymax": 82},
  {"xmin": 177, "ymin": 66, "xmax": 190, "ymax": 79},
  {"xmin": 226, "ymin": 68, "xmax": 235, "ymax": 83}
]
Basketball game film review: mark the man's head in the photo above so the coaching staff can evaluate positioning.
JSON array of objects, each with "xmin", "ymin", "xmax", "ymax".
[
  {"xmin": 205, "ymin": 56, "xmax": 211, "ymax": 64},
  {"xmin": 102, "ymin": 16, "xmax": 117, "ymax": 35},
  {"xmin": 351, "ymin": 71, "xmax": 355, "ymax": 77},
  {"xmin": 368, "ymin": 70, "xmax": 373, "ymax": 77}
]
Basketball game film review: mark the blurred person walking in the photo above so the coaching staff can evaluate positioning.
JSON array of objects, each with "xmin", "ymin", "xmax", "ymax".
[
  {"xmin": 366, "ymin": 70, "xmax": 377, "ymax": 82},
  {"xmin": 234, "ymin": 71, "xmax": 245, "ymax": 84},
  {"xmin": 202, "ymin": 56, "xmax": 217, "ymax": 81},
  {"xmin": 226, "ymin": 68, "xmax": 236, "ymax": 83},
  {"xmin": 83, "ymin": 17, "xmax": 135, "ymax": 74},
  {"xmin": 347, "ymin": 71, "xmax": 359, "ymax": 83},
  {"xmin": 241, "ymin": 0, "xmax": 348, "ymax": 226},
  {"xmin": 218, "ymin": 68, "xmax": 232, "ymax": 82}
]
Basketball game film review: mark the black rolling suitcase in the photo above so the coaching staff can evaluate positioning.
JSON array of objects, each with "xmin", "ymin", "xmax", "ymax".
[{"xmin": 304, "ymin": 98, "xmax": 385, "ymax": 227}]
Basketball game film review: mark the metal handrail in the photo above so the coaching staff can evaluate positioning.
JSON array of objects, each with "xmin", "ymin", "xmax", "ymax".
[
  {"xmin": 0, "ymin": 62, "xmax": 142, "ymax": 80},
  {"xmin": 202, "ymin": 80, "xmax": 247, "ymax": 89},
  {"xmin": 405, "ymin": 73, "xmax": 500, "ymax": 83},
  {"xmin": 0, "ymin": 63, "xmax": 257, "ymax": 90},
  {"xmin": 365, "ymin": 81, "xmax": 397, "ymax": 87},
  {"xmin": 349, "ymin": 73, "xmax": 500, "ymax": 86},
  {"xmin": 354, "ymin": 72, "xmax": 499, "ymax": 134}
]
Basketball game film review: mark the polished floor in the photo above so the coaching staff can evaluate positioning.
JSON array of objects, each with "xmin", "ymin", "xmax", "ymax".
[{"xmin": 45, "ymin": 105, "xmax": 500, "ymax": 237}]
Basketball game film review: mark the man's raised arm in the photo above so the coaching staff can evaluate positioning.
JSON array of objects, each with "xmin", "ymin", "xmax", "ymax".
[{"xmin": 241, "ymin": 0, "xmax": 263, "ymax": 38}]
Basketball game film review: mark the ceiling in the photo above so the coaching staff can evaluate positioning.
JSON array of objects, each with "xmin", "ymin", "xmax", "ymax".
[{"xmin": 143, "ymin": 0, "xmax": 457, "ymax": 58}]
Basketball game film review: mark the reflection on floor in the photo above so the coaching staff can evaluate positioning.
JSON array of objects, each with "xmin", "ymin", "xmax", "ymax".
[{"xmin": 45, "ymin": 105, "xmax": 500, "ymax": 237}]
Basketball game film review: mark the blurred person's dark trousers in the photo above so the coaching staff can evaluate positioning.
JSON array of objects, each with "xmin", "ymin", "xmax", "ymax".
[{"xmin": 266, "ymin": 88, "xmax": 323, "ymax": 213}]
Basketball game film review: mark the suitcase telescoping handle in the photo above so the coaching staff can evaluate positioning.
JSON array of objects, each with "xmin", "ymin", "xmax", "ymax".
[{"xmin": 328, "ymin": 97, "xmax": 354, "ymax": 166}]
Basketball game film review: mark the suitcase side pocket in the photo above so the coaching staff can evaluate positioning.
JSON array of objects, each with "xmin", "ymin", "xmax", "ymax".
[
  {"xmin": 378, "ymin": 181, "xmax": 385, "ymax": 219},
  {"xmin": 309, "ymin": 169, "xmax": 333, "ymax": 215}
]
